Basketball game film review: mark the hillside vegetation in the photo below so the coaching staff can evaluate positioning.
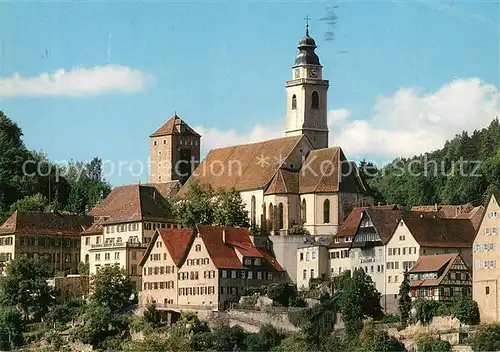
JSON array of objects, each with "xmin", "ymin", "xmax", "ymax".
[{"xmin": 368, "ymin": 118, "xmax": 500, "ymax": 207}]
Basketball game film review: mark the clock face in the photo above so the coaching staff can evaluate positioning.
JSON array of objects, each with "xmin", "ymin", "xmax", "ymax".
[
  {"xmin": 294, "ymin": 68, "xmax": 300, "ymax": 79},
  {"xmin": 309, "ymin": 68, "xmax": 319, "ymax": 78}
]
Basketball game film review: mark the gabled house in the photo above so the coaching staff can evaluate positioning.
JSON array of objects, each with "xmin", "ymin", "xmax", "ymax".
[
  {"xmin": 0, "ymin": 211, "xmax": 93, "ymax": 275},
  {"xmin": 408, "ymin": 253, "xmax": 472, "ymax": 302},
  {"xmin": 139, "ymin": 225, "xmax": 285, "ymax": 310},
  {"xmin": 473, "ymin": 192, "xmax": 500, "ymax": 322}
]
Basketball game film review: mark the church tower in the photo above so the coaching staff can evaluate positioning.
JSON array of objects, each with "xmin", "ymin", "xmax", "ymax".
[{"xmin": 285, "ymin": 24, "xmax": 329, "ymax": 150}]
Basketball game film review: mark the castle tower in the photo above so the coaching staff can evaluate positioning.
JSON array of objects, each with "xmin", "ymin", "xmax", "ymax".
[
  {"xmin": 285, "ymin": 24, "xmax": 329, "ymax": 150},
  {"xmin": 149, "ymin": 114, "xmax": 201, "ymax": 184}
]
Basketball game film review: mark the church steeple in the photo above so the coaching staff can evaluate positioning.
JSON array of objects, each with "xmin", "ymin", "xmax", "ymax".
[{"xmin": 284, "ymin": 23, "xmax": 329, "ymax": 150}]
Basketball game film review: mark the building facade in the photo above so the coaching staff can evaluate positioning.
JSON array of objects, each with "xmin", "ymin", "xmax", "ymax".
[
  {"xmin": 296, "ymin": 244, "xmax": 329, "ymax": 290},
  {"xmin": 473, "ymin": 193, "xmax": 500, "ymax": 322},
  {"xmin": 139, "ymin": 225, "xmax": 285, "ymax": 310},
  {"xmin": 0, "ymin": 211, "xmax": 93, "ymax": 275},
  {"xmin": 82, "ymin": 184, "xmax": 177, "ymax": 290},
  {"xmin": 408, "ymin": 253, "xmax": 472, "ymax": 302}
]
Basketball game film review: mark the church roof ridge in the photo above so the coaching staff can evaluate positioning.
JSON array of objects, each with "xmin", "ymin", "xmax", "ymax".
[
  {"xmin": 150, "ymin": 114, "xmax": 201, "ymax": 138},
  {"xmin": 207, "ymin": 135, "xmax": 302, "ymax": 153}
]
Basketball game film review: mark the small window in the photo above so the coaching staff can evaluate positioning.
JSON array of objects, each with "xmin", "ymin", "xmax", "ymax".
[
  {"xmin": 195, "ymin": 244, "xmax": 201, "ymax": 252},
  {"xmin": 323, "ymin": 199, "xmax": 330, "ymax": 224},
  {"xmin": 311, "ymin": 91, "xmax": 319, "ymax": 109},
  {"xmin": 486, "ymin": 286, "xmax": 490, "ymax": 295},
  {"xmin": 292, "ymin": 94, "xmax": 297, "ymax": 110}
]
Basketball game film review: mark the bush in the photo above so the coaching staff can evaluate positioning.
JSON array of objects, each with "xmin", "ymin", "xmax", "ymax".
[
  {"xmin": 358, "ymin": 321, "xmax": 405, "ymax": 352},
  {"xmin": 417, "ymin": 335, "xmax": 452, "ymax": 352},
  {"xmin": 415, "ymin": 299, "xmax": 441, "ymax": 324},
  {"xmin": 468, "ymin": 323, "xmax": 500, "ymax": 352},
  {"xmin": 267, "ymin": 283, "xmax": 298, "ymax": 307},
  {"xmin": 245, "ymin": 324, "xmax": 282, "ymax": 351},
  {"xmin": 452, "ymin": 296, "xmax": 480, "ymax": 325},
  {"xmin": 45, "ymin": 330, "xmax": 64, "ymax": 350},
  {"xmin": 435, "ymin": 303, "xmax": 452, "ymax": 317},
  {"xmin": 142, "ymin": 303, "xmax": 162, "ymax": 328}
]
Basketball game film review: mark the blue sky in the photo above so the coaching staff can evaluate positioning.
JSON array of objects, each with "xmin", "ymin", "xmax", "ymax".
[{"xmin": 0, "ymin": 1, "xmax": 498, "ymax": 185}]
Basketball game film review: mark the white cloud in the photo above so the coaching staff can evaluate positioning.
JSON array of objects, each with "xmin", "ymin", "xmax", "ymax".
[
  {"xmin": 332, "ymin": 78, "xmax": 500, "ymax": 158},
  {"xmin": 193, "ymin": 78, "xmax": 500, "ymax": 160},
  {"xmin": 0, "ymin": 64, "xmax": 154, "ymax": 98}
]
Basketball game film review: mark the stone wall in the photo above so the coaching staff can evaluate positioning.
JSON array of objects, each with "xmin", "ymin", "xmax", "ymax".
[{"xmin": 226, "ymin": 309, "xmax": 300, "ymax": 333}]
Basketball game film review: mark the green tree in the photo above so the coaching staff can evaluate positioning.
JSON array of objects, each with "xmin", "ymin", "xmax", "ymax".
[
  {"xmin": 142, "ymin": 302, "xmax": 162, "ymax": 328},
  {"xmin": 415, "ymin": 299, "xmax": 441, "ymax": 324},
  {"xmin": 213, "ymin": 188, "xmax": 250, "ymax": 227},
  {"xmin": 358, "ymin": 321, "xmax": 405, "ymax": 352},
  {"xmin": 174, "ymin": 182, "xmax": 215, "ymax": 227},
  {"xmin": 267, "ymin": 283, "xmax": 298, "ymax": 307},
  {"xmin": 77, "ymin": 261, "xmax": 89, "ymax": 275},
  {"xmin": 452, "ymin": 296, "xmax": 480, "ymax": 325},
  {"xmin": 272, "ymin": 332, "xmax": 311, "ymax": 352},
  {"xmin": 296, "ymin": 296, "xmax": 337, "ymax": 348},
  {"xmin": 246, "ymin": 324, "xmax": 282, "ymax": 351},
  {"xmin": 123, "ymin": 333, "xmax": 194, "ymax": 352},
  {"xmin": 468, "ymin": 323, "xmax": 500, "ymax": 352},
  {"xmin": 398, "ymin": 271, "xmax": 412, "ymax": 327},
  {"xmin": 0, "ymin": 307, "xmax": 23, "ymax": 350},
  {"xmin": 417, "ymin": 335, "xmax": 451, "ymax": 352},
  {"xmin": 89, "ymin": 264, "xmax": 133, "ymax": 313},
  {"xmin": 8, "ymin": 193, "xmax": 48, "ymax": 213},
  {"xmin": 211, "ymin": 324, "xmax": 248, "ymax": 351},
  {"xmin": 0, "ymin": 256, "xmax": 53, "ymax": 321}
]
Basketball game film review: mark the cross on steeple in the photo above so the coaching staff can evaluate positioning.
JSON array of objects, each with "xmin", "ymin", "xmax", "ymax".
[{"xmin": 304, "ymin": 15, "xmax": 311, "ymax": 36}]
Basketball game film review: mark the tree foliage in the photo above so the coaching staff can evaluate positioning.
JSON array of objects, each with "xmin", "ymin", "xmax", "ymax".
[
  {"xmin": 267, "ymin": 283, "xmax": 298, "ymax": 307},
  {"xmin": 89, "ymin": 264, "xmax": 133, "ymax": 314},
  {"xmin": 142, "ymin": 303, "xmax": 162, "ymax": 328},
  {"xmin": 358, "ymin": 321, "xmax": 405, "ymax": 352},
  {"xmin": 245, "ymin": 324, "xmax": 282, "ymax": 351},
  {"xmin": 398, "ymin": 271, "xmax": 412, "ymax": 327},
  {"xmin": 468, "ymin": 323, "xmax": 500, "ymax": 352},
  {"xmin": 452, "ymin": 296, "xmax": 480, "ymax": 325},
  {"xmin": 0, "ymin": 307, "xmax": 23, "ymax": 350},
  {"xmin": 174, "ymin": 182, "xmax": 250, "ymax": 228},
  {"xmin": 415, "ymin": 299, "xmax": 441, "ymax": 324},
  {"xmin": 0, "ymin": 256, "xmax": 53, "ymax": 321},
  {"xmin": 369, "ymin": 118, "xmax": 500, "ymax": 207},
  {"xmin": 417, "ymin": 335, "xmax": 451, "ymax": 352}
]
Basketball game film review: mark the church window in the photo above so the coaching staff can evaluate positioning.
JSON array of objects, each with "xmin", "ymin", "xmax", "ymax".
[
  {"xmin": 164, "ymin": 140, "xmax": 166, "ymax": 144},
  {"xmin": 154, "ymin": 141, "xmax": 157, "ymax": 146},
  {"xmin": 278, "ymin": 203, "xmax": 284, "ymax": 230},
  {"xmin": 269, "ymin": 203, "xmax": 274, "ymax": 230},
  {"xmin": 323, "ymin": 199, "xmax": 330, "ymax": 224},
  {"xmin": 251, "ymin": 196, "xmax": 256, "ymax": 225},
  {"xmin": 301, "ymin": 199, "xmax": 307, "ymax": 224},
  {"xmin": 312, "ymin": 91, "xmax": 319, "ymax": 109},
  {"xmin": 292, "ymin": 94, "xmax": 297, "ymax": 110},
  {"xmin": 262, "ymin": 203, "xmax": 266, "ymax": 228}
]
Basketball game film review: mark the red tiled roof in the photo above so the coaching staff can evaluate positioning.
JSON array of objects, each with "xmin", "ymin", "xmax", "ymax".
[
  {"xmin": 265, "ymin": 169, "xmax": 299, "ymax": 195},
  {"xmin": 139, "ymin": 228, "xmax": 193, "ymax": 267},
  {"xmin": 150, "ymin": 115, "xmax": 200, "ymax": 137},
  {"xmin": 81, "ymin": 218, "xmax": 105, "ymax": 235},
  {"xmin": 365, "ymin": 208, "xmax": 404, "ymax": 243},
  {"xmin": 90, "ymin": 184, "xmax": 174, "ymax": 224},
  {"xmin": 411, "ymin": 204, "xmax": 474, "ymax": 219},
  {"xmin": 146, "ymin": 181, "xmax": 182, "ymax": 199},
  {"xmin": 409, "ymin": 253, "xmax": 461, "ymax": 287},
  {"xmin": 299, "ymin": 148, "xmax": 369, "ymax": 194},
  {"xmin": 0, "ymin": 211, "xmax": 93, "ymax": 236},
  {"xmin": 402, "ymin": 217, "xmax": 476, "ymax": 247},
  {"xmin": 179, "ymin": 135, "xmax": 303, "ymax": 193}
]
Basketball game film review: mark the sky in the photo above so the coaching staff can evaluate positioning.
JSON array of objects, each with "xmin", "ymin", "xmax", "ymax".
[{"xmin": 0, "ymin": 0, "xmax": 499, "ymax": 186}]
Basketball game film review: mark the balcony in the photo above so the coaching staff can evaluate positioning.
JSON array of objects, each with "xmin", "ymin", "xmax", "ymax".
[{"xmin": 90, "ymin": 241, "xmax": 147, "ymax": 250}]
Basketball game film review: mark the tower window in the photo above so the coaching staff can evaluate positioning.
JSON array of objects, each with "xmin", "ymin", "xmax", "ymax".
[
  {"xmin": 292, "ymin": 94, "xmax": 297, "ymax": 110},
  {"xmin": 312, "ymin": 91, "xmax": 319, "ymax": 109},
  {"xmin": 301, "ymin": 199, "xmax": 307, "ymax": 224},
  {"xmin": 154, "ymin": 141, "xmax": 157, "ymax": 146},
  {"xmin": 323, "ymin": 199, "xmax": 330, "ymax": 224},
  {"xmin": 251, "ymin": 196, "xmax": 256, "ymax": 225},
  {"xmin": 278, "ymin": 203, "xmax": 284, "ymax": 230}
]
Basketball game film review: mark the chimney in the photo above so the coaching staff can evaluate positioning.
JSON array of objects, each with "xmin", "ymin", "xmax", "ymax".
[{"xmin": 222, "ymin": 229, "xmax": 227, "ymax": 243}]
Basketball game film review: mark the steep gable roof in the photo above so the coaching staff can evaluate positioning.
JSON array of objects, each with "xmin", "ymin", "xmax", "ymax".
[
  {"xmin": 150, "ymin": 115, "xmax": 200, "ymax": 137},
  {"xmin": 90, "ymin": 184, "xmax": 174, "ymax": 224},
  {"xmin": 411, "ymin": 204, "xmax": 474, "ymax": 219},
  {"xmin": 179, "ymin": 135, "xmax": 303, "ymax": 193},
  {"xmin": 365, "ymin": 207, "xmax": 404, "ymax": 244},
  {"xmin": 299, "ymin": 147, "xmax": 370, "ymax": 194},
  {"xmin": 402, "ymin": 217, "xmax": 476, "ymax": 247},
  {"xmin": 265, "ymin": 169, "xmax": 299, "ymax": 195},
  {"xmin": 409, "ymin": 253, "xmax": 464, "ymax": 287},
  {"xmin": 0, "ymin": 211, "xmax": 93, "ymax": 236},
  {"xmin": 139, "ymin": 228, "xmax": 194, "ymax": 267}
]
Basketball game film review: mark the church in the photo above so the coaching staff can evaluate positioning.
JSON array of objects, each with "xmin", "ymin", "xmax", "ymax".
[{"xmin": 149, "ymin": 25, "xmax": 373, "ymax": 280}]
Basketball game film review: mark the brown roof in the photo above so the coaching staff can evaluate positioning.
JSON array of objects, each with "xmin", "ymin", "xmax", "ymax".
[
  {"xmin": 150, "ymin": 115, "xmax": 200, "ymax": 138},
  {"xmin": 299, "ymin": 148, "xmax": 369, "ymax": 194},
  {"xmin": 365, "ymin": 208, "xmax": 404, "ymax": 243},
  {"xmin": 402, "ymin": 217, "xmax": 476, "ymax": 247},
  {"xmin": 332, "ymin": 205, "xmax": 399, "ymax": 245},
  {"xmin": 265, "ymin": 169, "xmax": 299, "ymax": 195},
  {"xmin": 81, "ymin": 218, "xmax": 105, "ymax": 235},
  {"xmin": 145, "ymin": 181, "xmax": 181, "ymax": 199},
  {"xmin": 90, "ymin": 184, "xmax": 174, "ymax": 224},
  {"xmin": 411, "ymin": 204, "xmax": 474, "ymax": 219},
  {"xmin": 409, "ymin": 253, "xmax": 462, "ymax": 287},
  {"xmin": 180, "ymin": 135, "xmax": 303, "ymax": 193},
  {"xmin": 0, "ymin": 211, "xmax": 93, "ymax": 236},
  {"xmin": 139, "ymin": 228, "xmax": 194, "ymax": 267}
]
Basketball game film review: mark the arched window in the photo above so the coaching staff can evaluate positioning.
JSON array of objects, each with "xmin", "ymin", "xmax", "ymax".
[
  {"xmin": 278, "ymin": 203, "xmax": 284, "ymax": 230},
  {"xmin": 85, "ymin": 254, "xmax": 89, "ymax": 263},
  {"xmin": 292, "ymin": 94, "xmax": 297, "ymax": 110},
  {"xmin": 251, "ymin": 196, "xmax": 256, "ymax": 225},
  {"xmin": 269, "ymin": 203, "xmax": 274, "ymax": 230},
  {"xmin": 323, "ymin": 199, "xmax": 330, "ymax": 224},
  {"xmin": 311, "ymin": 91, "xmax": 319, "ymax": 109},
  {"xmin": 301, "ymin": 199, "xmax": 307, "ymax": 224}
]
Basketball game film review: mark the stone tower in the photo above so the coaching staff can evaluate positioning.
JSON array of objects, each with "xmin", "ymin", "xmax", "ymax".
[
  {"xmin": 285, "ymin": 24, "xmax": 329, "ymax": 150},
  {"xmin": 149, "ymin": 114, "xmax": 201, "ymax": 184}
]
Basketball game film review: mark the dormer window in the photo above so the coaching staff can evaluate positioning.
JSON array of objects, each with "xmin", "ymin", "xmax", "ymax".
[
  {"xmin": 244, "ymin": 258, "xmax": 252, "ymax": 266},
  {"xmin": 254, "ymin": 258, "xmax": 262, "ymax": 266}
]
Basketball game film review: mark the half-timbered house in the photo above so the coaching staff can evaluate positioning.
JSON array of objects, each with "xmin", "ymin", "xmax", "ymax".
[{"xmin": 408, "ymin": 253, "xmax": 472, "ymax": 302}]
